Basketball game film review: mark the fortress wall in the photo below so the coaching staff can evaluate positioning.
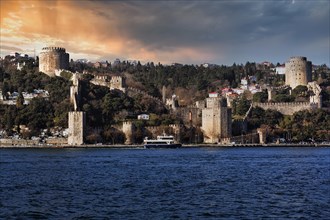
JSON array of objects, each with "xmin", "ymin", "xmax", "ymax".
[
  {"xmin": 144, "ymin": 126, "xmax": 175, "ymax": 139},
  {"xmin": 221, "ymin": 108, "xmax": 232, "ymax": 138},
  {"xmin": 144, "ymin": 126, "xmax": 159, "ymax": 138},
  {"xmin": 253, "ymin": 102, "xmax": 317, "ymax": 115},
  {"xmin": 176, "ymin": 107, "xmax": 201, "ymax": 126},
  {"xmin": 0, "ymin": 138, "xmax": 39, "ymax": 146},
  {"xmin": 232, "ymin": 119, "xmax": 247, "ymax": 136},
  {"xmin": 45, "ymin": 138, "xmax": 68, "ymax": 145}
]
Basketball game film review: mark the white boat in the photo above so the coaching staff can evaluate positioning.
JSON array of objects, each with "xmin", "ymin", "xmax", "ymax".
[{"xmin": 143, "ymin": 133, "xmax": 182, "ymax": 148}]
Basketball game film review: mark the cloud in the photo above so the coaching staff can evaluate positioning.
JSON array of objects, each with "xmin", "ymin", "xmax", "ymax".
[{"xmin": 0, "ymin": 0, "xmax": 329, "ymax": 65}]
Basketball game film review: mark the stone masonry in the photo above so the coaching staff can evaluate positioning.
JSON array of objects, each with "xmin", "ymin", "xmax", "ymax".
[
  {"xmin": 68, "ymin": 111, "xmax": 85, "ymax": 145},
  {"xmin": 201, "ymin": 93, "xmax": 232, "ymax": 143},
  {"xmin": 68, "ymin": 73, "xmax": 85, "ymax": 145},
  {"xmin": 285, "ymin": 56, "xmax": 312, "ymax": 89},
  {"xmin": 39, "ymin": 47, "xmax": 69, "ymax": 77},
  {"xmin": 122, "ymin": 121, "xmax": 134, "ymax": 145}
]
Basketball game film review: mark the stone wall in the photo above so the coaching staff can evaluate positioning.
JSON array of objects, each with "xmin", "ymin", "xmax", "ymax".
[
  {"xmin": 175, "ymin": 107, "xmax": 202, "ymax": 126},
  {"xmin": 0, "ymin": 138, "xmax": 39, "ymax": 146},
  {"xmin": 232, "ymin": 119, "xmax": 247, "ymax": 136},
  {"xmin": 253, "ymin": 102, "xmax": 317, "ymax": 115},
  {"xmin": 221, "ymin": 132, "xmax": 259, "ymax": 144},
  {"xmin": 44, "ymin": 138, "xmax": 68, "ymax": 145}
]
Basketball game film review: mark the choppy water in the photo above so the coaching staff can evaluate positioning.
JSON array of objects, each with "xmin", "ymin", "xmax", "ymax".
[{"xmin": 0, "ymin": 147, "xmax": 329, "ymax": 219}]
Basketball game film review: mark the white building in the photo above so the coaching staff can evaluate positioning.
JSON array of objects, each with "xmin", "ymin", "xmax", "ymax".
[
  {"xmin": 275, "ymin": 65, "xmax": 285, "ymax": 75},
  {"xmin": 137, "ymin": 114, "xmax": 150, "ymax": 120}
]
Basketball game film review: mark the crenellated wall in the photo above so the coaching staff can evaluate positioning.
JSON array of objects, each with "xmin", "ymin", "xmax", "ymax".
[{"xmin": 253, "ymin": 102, "xmax": 317, "ymax": 115}]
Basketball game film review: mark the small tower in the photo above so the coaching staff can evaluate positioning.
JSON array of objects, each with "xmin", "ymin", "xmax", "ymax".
[
  {"xmin": 257, "ymin": 128, "xmax": 267, "ymax": 144},
  {"xmin": 267, "ymin": 87, "xmax": 275, "ymax": 102},
  {"xmin": 68, "ymin": 75, "xmax": 85, "ymax": 145},
  {"xmin": 68, "ymin": 112, "xmax": 86, "ymax": 145},
  {"xmin": 162, "ymin": 85, "xmax": 166, "ymax": 103},
  {"xmin": 123, "ymin": 121, "xmax": 134, "ymax": 145}
]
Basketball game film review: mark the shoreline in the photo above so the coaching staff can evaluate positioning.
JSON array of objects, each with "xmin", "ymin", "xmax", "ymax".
[{"xmin": 1, "ymin": 143, "xmax": 329, "ymax": 148}]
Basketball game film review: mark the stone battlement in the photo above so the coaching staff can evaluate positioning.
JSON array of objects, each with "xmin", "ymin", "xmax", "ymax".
[
  {"xmin": 39, "ymin": 46, "xmax": 69, "ymax": 77},
  {"xmin": 254, "ymin": 102, "xmax": 311, "ymax": 107},
  {"xmin": 253, "ymin": 102, "xmax": 317, "ymax": 115},
  {"xmin": 285, "ymin": 56, "xmax": 312, "ymax": 89},
  {"xmin": 123, "ymin": 121, "xmax": 133, "ymax": 126},
  {"xmin": 288, "ymin": 56, "xmax": 307, "ymax": 61},
  {"xmin": 41, "ymin": 47, "xmax": 66, "ymax": 53},
  {"xmin": 110, "ymin": 76, "xmax": 123, "ymax": 81}
]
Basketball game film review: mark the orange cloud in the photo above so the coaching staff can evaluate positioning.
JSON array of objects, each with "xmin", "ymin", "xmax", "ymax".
[{"xmin": 0, "ymin": 0, "xmax": 217, "ymax": 64}]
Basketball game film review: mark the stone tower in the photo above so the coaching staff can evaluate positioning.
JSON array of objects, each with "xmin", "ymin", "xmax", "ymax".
[
  {"xmin": 68, "ymin": 112, "xmax": 86, "ymax": 145},
  {"xmin": 257, "ymin": 128, "xmax": 267, "ymax": 144},
  {"xmin": 110, "ymin": 76, "xmax": 126, "ymax": 92},
  {"xmin": 122, "ymin": 121, "xmax": 134, "ymax": 145},
  {"xmin": 201, "ymin": 93, "xmax": 232, "ymax": 143},
  {"xmin": 285, "ymin": 56, "xmax": 312, "ymax": 89},
  {"xmin": 307, "ymin": 81, "xmax": 322, "ymax": 108},
  {"xmin": 39, "ymin": 47, "xmax": 69, "ymax": 77},
  {"xmin": 162, "ymin": 85, "xmax": 166, "ymax": 103},
  {"xmin": 68, "ymin": 74, "xmax": 85, "ymax": 145},
  {"xmin": 267, "ymin": 87, "xmax": 275, "ymax": 102}
]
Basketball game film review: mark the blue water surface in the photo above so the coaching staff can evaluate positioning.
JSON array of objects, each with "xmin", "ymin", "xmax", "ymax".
[{"xmin": 0, "ymin": 147, "xmax": 329, "ymax": 219}]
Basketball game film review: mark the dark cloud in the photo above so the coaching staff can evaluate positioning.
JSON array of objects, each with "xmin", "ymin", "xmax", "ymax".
[
  {"xmin": 88, "ymin": 0, "xmax": 329, "ymax": 64},
  {"xmin": 1, "ymin": 0, "xmax": 329, "ymax": 65}
]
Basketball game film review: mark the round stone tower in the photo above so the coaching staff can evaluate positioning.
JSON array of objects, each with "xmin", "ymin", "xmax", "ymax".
[
  {"xmin": 285, "ymin": 56, "xmax": 312, "ymax": 89},
  {"xmin": 39, "ymin": 47, "xmax": 69, "ymax": 77}
]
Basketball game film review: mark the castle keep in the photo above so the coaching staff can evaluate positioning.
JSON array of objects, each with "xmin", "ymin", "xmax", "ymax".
[
  {"xmin": 39, "ymin": 47, "xmax": 69, "ymax": 77},
  {"xmin": 285, "ymin": 56, "xmax": 312, "ymax": 89},
  {"xmin": 201, "ymin": 93, "xmax": 232, "ymax": 143}
]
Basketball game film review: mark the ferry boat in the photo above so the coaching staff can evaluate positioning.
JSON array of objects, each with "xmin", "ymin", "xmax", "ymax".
[{"xmin": 143, "ymin": 133, "xmax": 182, "ymax": 148}]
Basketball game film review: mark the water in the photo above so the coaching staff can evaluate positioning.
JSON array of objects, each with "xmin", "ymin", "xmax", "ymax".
[{"xmin": 1, "ymin": 147, "xmax": 329, "ymax": 219}]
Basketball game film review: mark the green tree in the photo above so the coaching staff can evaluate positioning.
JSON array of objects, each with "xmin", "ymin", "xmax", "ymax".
[
  {"xmin": 235, "ymin": 96, "xmax": 251, "ymax": 116},
  {"xmin": 16, "ymin": 92, "xmax": 25, "ymax": 109},
  {"xmin": 253, "ymin": 91, "xmax": 268, "ymax": 102}
]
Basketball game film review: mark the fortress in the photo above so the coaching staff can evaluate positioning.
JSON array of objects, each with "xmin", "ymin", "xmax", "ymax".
[
  {"xmin": 39, "ymin": 47, "xmax": 69, "ymax": 77},
  {"xmin": 90, "ymin": 75, "xmax": 126, "ymax": 92},
  {"xmin": 201, "ymin": 93, "xmax": 232, "ymax": 143},
  {"xmin": 285, "ymin": 56, "xmax": 312, "ymax": 89}
]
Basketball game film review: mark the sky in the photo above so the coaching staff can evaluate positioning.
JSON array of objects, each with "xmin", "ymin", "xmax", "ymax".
[{"xmin": 1, "ymin": 0, "xmax": 329, "ymax": 65}]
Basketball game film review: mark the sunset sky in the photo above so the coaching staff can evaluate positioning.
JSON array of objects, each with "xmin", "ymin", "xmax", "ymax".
[{"xmin": 1, "ymin": 0, "xmax": 329, "ymax": 65}]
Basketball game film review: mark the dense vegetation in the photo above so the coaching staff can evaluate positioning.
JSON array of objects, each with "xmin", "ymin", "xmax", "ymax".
[{"xmin": 0, "ymin": 55, "xmax": 330, "ymax": 143}]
